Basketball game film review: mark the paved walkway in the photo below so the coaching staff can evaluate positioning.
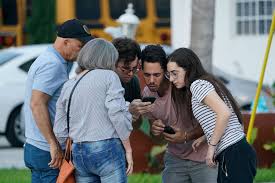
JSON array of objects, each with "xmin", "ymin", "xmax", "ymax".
[{"xmin": 0, "ymin": 137, "xmax": 25, "ymax": 168}]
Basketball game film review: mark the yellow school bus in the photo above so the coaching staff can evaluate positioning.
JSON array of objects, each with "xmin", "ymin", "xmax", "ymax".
[
  {"xmin": 0, "ymin": 0, "xmax": 171, "ymax": 46},
  {"xmin": 56, "ymin": 0, "xmax": 171, "ymax": 44}
]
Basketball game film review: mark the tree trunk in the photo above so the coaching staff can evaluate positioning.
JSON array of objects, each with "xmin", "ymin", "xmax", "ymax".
[{"xmin": 190, "ymin": 0, "xmax": 215, "ymax": 73}]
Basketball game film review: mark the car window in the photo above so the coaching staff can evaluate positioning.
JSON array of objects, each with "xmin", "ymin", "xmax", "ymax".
[
  {"xmin": 19, "ymin": 58, "xmax": 36, "ymax": 73},
  {"xmin": 0, "ymin": 51, "xmax": 21, "ymax": 66}
]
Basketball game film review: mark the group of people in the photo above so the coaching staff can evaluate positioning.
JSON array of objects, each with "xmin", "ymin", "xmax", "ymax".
[{"xmin": 23, "ymin": 19, "xmax": 257, "ymax": 183}]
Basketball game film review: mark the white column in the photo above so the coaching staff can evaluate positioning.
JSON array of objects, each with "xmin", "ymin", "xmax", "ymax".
[{"xmin": 171, "ymin": 0, "xmax": 192, "ymax": 49}]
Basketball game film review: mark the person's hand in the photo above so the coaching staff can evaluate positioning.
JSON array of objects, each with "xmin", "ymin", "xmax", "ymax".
[
  {"xmin": 125, "ymin": 151, "xmax": 133, "ymax": 175},
  {"xmin": 206, "ymin": 145, "xmax": 216, "ymax": 168},
  {"xmin": 129, "ymin": 99, "xmax": 154, "ymax": 120},
  {"xmin": 132, "ymin": 113, "xmax": 140, "ymax": 122},
  {"xmin": 48, "ymin": 142, "xmax": 63, "ymax": 169},
  {"xmin": 192, "ymin": 136, "xmax": 207, "ymax": 152},
  {"xmin": 163, "ymin": 126, "xmax": 186, "ymax": 143},
  {"xmin": 151, "ymin": 119, "xmax": 165, "ymax": 136}
]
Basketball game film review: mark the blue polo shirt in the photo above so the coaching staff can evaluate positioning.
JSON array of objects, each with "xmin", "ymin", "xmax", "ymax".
[{"xmin": 24, "ymin": 46, "xmax": 73, "ymax": 151}]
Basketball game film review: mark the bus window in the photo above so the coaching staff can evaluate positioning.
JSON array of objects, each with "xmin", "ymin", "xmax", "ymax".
[
  {"xmin": 155, "ymin": 0, "xmax": 170, "ymax": 27},
  {"xmin": 109, "ymin": 0, "xmax": 146, "ymax": 19},
  {"xmin": 156, "ymin": 0, "xmax": 170, "ymax": 18},
  {"xmin": 75, "ymin": 0, "xmax": 103, "ymax": 29},
  {"xmin": 76, "ymin": 0, "xmax": 100, "ymax": 20},
  {"xmin": 26, "ymin": 0, "xmax": 32, "ymax": 17},
  {"xmin": 2, "ymin": 0, "xmax": 18, "ymax": 25}
]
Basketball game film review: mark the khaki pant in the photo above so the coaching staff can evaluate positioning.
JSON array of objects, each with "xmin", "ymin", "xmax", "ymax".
[{"xmin": 162, "ymin": 152, "xmax": 218, "ymax": 183}]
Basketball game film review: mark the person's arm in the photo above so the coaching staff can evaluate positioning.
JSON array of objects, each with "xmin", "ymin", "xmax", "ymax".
[
  {"xmin": 192, "ymin": 135, "xmax": 207, "ymax": 152},
  {"xmin": 203, "ymin": 90, "xmax": 231, "ymax": 167},
  {"xmin": 31, "ymin": 90, "xmax": 63, "ymax": 168},
  {"xmin": 149, "ymin": 119, "xmax": 167, "ymax": 145},
  {"xmin": 53, "ymin": 86, "xmax": 68, "ymax": 149},
  {"xmin": 186, "ymin": 124, "xmax": 204, "ymax": 141},
  {"xmin": 105, "ymin": 72, "xmax": 134, "ymax": 174},
  {"xmin": 121, "ymin": 138, "xmax": 133, "ymax": 175},
  {"xmin": 163, "ymin": 123, "xmax": 204, "ymax": 143},
  {"xmin": 105, "ymin": 73, "xmax": 133, "ymax": 139},
  {"xmin": 203, "ymin": 91, "xmax": 231, "ymax": 145}
]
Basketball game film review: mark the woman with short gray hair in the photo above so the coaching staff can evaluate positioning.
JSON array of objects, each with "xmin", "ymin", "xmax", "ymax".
[
  {"xmin": 77, "ymin": 38, "xmax": 118, "ymax": 70},
  {"xmin": 54, "ymin": 38, "xmax": 133, "ymax": 183}
]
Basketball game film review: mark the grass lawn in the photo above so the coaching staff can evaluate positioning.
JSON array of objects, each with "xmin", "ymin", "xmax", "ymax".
[
  {"xmin": 0, "ymin": 168, "xmax": 274, "ymax": 183},
  {"xmin": 255, "ymin": 168, "xmax": 275, "ymax": 182}
]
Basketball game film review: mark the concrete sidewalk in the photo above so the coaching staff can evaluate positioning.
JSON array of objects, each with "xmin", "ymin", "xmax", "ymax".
[{"xmin": 0, "ymin": 137, "xmax": 25, "ymax": 168}]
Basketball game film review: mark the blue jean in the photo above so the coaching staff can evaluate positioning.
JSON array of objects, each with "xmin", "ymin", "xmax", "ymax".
[
  {"xmin": 24, "ymin": 143, "xmax": 59, "ymax": 183},
  {"xmin": 72, "ymin": 138, "xmax": 127, "ymax": 183}
]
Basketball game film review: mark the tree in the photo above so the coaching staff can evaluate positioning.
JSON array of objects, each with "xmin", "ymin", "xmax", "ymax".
[
  {"xmin": 190, "ymin": 0, "xmax": 215, "ymax": 73},
  {"xmin": 25, "ymin": 0, "xmax": 56, "ymax": 44}
]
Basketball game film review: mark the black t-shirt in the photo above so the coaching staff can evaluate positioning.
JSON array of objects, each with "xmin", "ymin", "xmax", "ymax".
[{"xmin": 121, "ymin": 75, "xmax": 141, "ymax": 102}]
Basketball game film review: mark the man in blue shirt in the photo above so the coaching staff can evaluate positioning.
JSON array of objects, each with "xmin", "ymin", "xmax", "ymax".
[{"xmin": 24, "ymin": 19, "xmax": 93, "ymax": 183}]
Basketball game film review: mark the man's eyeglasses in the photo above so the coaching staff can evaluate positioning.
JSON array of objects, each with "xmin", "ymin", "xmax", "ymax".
[
  {"xmin": 165, "ymin": 71, "xmax": 179, "ymax": 80},
  {"xmin": 118, "ymin": 65, "xmax": 139, "ymax": 74}
]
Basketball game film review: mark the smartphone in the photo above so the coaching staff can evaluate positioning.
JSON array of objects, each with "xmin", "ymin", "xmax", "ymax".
[
  {"xmin": 163, "ymin": 126, "xmax": 175, "ymax": 134},
  {"xmin": 142, "ymin": 96, "xmax": 156, "ymax": 103}
]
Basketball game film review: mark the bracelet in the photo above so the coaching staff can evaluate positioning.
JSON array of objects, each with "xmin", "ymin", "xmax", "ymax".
[
  {"xmin": 208, "ymin": 141, "xmax": 217, "ymax": 147},
  {"xmin": 184, "ymin": 132, "xmax": 188, "ymax": 144}
]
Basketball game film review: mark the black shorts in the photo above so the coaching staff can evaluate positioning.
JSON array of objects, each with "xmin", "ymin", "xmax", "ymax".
[{"xmin": 216, "ymin": 138, "xmax": 257, "ymax": 183}]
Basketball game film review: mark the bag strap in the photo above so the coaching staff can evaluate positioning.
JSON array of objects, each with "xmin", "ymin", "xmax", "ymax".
[
  {"xmin": 64, "ymin": 138, "xmax": 72, "ymax": 160},
  {"xmin": 66, "ymin": 70, "xmax": 91, "ymax": 134},
  {"xmin": 64, "ymin": 70, "xmax": 91, "ymax": 160}
]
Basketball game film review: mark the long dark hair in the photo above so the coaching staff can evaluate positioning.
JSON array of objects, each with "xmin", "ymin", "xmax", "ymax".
[{"xmin": 168, "ymin": 48, "xmax": 243, "ymax": 124}]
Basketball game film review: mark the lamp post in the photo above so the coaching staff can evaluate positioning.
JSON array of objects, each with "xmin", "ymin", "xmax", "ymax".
[
  {"xmin": 104, "ymin": 3, "xmax": 140, "ymax": 39},
  {"xmin": 117, "ymin": 3, "xmax": 140, "ymax": 39}
]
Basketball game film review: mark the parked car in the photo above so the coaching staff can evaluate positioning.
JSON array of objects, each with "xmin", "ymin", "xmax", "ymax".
[
  {"xmin": 0, "ymin": 44, "xmax": 49, "ymax": 147},
  {"xmin": 212, "ymin": 68, "xmax": 273, "ymax": 111},
  {"xmin": 0, "ymin": 44, "xmax": 272, "ymax": 147}
]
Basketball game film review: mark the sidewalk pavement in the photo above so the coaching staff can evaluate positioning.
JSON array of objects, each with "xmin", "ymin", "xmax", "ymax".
[{"xmin": 0, "ymin": 137, "xmax": 25, "ymax": 168}]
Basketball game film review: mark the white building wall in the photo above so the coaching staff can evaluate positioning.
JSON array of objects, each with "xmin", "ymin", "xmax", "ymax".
[{"xmin": 213, "ymin": 0, "xmax": 275, "ymax": 84}]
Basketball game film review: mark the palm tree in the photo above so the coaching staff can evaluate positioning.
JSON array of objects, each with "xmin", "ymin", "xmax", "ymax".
[
  {"xmin": 25, "ymin": 0, "xmax": 56, "ymax": 44},
  {"xmin": 190, "ymin": 0, "xmax": 215, "ymax": 73}
]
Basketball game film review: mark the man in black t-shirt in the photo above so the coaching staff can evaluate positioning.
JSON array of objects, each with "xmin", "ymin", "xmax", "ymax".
[{"xmin": 112, "ymin": 37, "xmax": 153, "ymax": 128}]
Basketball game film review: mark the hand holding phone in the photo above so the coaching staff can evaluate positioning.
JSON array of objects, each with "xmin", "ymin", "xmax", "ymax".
[
  {"xmin": 163, "ymin": 126, "xmax": 175, "ymax": 134},
  {"xmin": 142, "ymin": 96, "xmax": 156, "ymax": 103}
]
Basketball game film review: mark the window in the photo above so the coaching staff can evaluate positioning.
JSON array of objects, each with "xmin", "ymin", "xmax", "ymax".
[
  {"xmin": 0, "ymin": 52, "xmax": 20, "ymax": 66},
  {"xmin": 19, "ymin": 58, "xmax": 36, "ymax": 73},
  {"xmin": 155, "ymin": 0, "xmax": 170, "ymax": 18},
  {"xmin": 76, "ymin": 0, "xmax": 100, "ymax": 20},
  {"xmin": 26, "ymin": 0, "xmax": 32, "ymax": 17},
  {"xmin": 155, "ymin": 0, "xmax": 170, "ymax": 27},
  {"xmin": 109, "ymin": 0, "xmax": 146, "ymax": 19},
  {"xmin": 1, "ymin": 0, "xmax": 18, "ymax": 25},
  {"xmin": 235, "ymin": 0, "xmax": 275, "ymax": 35}
]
